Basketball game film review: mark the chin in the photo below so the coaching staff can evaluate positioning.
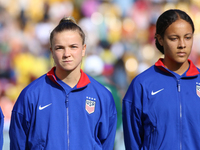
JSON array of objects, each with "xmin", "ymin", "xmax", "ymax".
[
  {"xmin": 57, "ymin": 67, "xmax": 72, "ymax": 72},
  {"xmin": 176, "ymin": 59, "xmax": 188, "ymax": 64}
]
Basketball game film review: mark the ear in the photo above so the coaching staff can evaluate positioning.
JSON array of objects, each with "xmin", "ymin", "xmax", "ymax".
[
  {"xmin": 50, "ymin": 47, "xmax": 54, "ymax": 59},
  {"xmin": 156, "ymin": 34, "xmax": 163, "ymax": 46},
  {"xmin": 82, "ymin": 44, "xmax": 86, "ymax": 57}
]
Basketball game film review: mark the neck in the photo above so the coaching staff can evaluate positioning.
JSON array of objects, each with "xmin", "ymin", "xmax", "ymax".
[
  {"xmin": 163, "ymin": 59, "xmax": 189, "ymax": 75},
  {"xmin": 55, "ymin": 68, "xmax": 81, "ymax": 88}
]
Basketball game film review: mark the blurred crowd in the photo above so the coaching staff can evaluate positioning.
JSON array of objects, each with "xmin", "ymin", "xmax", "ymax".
[{"xmin": 1, "ymin": 0, "xmax": 200, "ymax": 149}]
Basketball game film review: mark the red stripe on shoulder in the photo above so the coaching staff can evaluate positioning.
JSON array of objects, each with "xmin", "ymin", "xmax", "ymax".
[
  {"xmin": 186, "ymin": 59, "xmax": 200, "ymax": 76},
  {"xmin": 47, "ymin": 67, "xmax": 59, "ymax": 85},
  {"xmin": 77, "ymin": 69, "xmax": 91, "ymax": 88},
  {"xmin": 47, "ymin": 68, "xmax": 91, "ymax": 88},
  {"xmin": 155, "ymin": 58, "xmax": 200, "ymax": 76},
  {"xmin": 155, "ymin": 58, "xmax": 171, "ymax": 74}
]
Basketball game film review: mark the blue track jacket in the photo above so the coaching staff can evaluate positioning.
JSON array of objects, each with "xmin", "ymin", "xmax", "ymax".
[
  {"xmin": 0, "ymin": 107, "xmax": 3, "ymax": 150},
  {"xmin": 9, "ymin": 67, "xmax": 117, "ymax": 150},
  {"xmin": 123, "ymin": 59, "xmax": 200, "ymax": 150}
]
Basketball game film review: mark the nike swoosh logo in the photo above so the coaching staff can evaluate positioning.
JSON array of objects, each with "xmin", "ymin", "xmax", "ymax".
[
  {"xmin": 151, "ymin": 88, "xmax": 164, "ymax": 95},
  {"xmin": 39, "ymin": 103, "xmax": 52, "ymax": 110}
]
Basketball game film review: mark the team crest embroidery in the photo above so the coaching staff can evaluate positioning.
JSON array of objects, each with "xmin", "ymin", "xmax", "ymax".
[
  {"xmin": 85, "ymin": 100, "xmax": 96, "ymax": 114},
  {"xmin": 196, "ymin": 84, "xmax": 200, "ymax": 98}
]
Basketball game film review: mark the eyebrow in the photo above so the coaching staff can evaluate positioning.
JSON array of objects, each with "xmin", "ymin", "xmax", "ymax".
[
  {"xmin": 185, "ymin": 33, "xmax": 193, "ymax": 36},
  {"xmin": 54, "ymin": 43, "xmax": 79, "ymax": 46},
  {"xmin": 54, "ymin": 45, "xmax": 64, "ymax": 47},
  {"xmin": 168, "ymin": 33, "xmax": 193, "ymax": 37},
  {"xmin": 70, "ymin": 43, "xmax": 79, "ymax": 46}
]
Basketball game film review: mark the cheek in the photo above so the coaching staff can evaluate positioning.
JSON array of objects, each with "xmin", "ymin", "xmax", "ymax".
[
  {"xmin": 187, "ymin": 41, "xmax": 193, "ymax": 49},
  {"xmin": 163, "ymin": 42, "xmax": 176, "ymax": 53},
  {"xmin": 52, "ymin": 52, "xmax": 61, "ymax": 61},
  {"xmin": 75, "ymin": 49, "xmax": 85, "ymax": 57}
]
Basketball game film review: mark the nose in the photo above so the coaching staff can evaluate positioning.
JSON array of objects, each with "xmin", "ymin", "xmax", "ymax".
[
  {"xmin": 63, "ymin": 48, "xmax": 71, "ymax": 57},
  {"xmin": 178, "ymin": 39, "xmax": 186, "ymax": 49}
]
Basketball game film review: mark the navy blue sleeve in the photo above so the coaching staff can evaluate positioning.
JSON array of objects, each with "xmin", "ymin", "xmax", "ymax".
[
  {"xmin": 9, "ymin": 111, "xmax": 30, "ymax": 150},
  {"xmin": 122, "ymin": 79, "xmax": 144, "ymax": 150},
  {"xmin": 98, "ymin": 92, "xmax": 117, "ymax": 150},
  {"xmin": 102, "ymin": 112, "xmax": 117, "ymax": 150},
  {"xmin": 9, "ymin": 90, "xmax": 31, "ymax": 150},
  {"xmin": 0, "ymin": 107, "xmax": 4, "ymax": 150}
]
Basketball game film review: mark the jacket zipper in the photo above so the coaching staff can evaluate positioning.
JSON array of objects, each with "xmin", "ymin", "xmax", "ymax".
[
  {"xmin": 66, "ymin": 94, "xmax": 70, "ymax": 149},
  {"xmin": 177, "ymin": 80, "xmax": 182, "ymax": 150},
  {"xmin": 53, "ymin": 77, "xmax": 70, "ymax": 149}
]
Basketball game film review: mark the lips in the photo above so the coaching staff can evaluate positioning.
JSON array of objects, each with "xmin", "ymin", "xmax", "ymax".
[
  {"xmin": 177, "ymin": 52, "xmax": 186, "ymax": 57},
  {"xmin": 63, "ymin": 60, "xmax": 72, "ymax": 62}
]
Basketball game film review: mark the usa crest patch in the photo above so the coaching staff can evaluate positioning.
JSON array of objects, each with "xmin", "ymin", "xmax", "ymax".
[
  {"xmin": 197, "ymin": 84, "xmax": 200, "ymax": 98},
  {"xmin": 85, "ymin": 100, "xmax": 95, "ymax": 114}
]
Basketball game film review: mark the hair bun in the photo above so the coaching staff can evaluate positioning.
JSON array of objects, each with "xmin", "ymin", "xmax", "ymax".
[{"xmin": 59, "ymin": 16, "xmax": 77, "ymax": 25}]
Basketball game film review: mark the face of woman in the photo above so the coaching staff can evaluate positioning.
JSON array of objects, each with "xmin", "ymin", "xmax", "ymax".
[
  {"xmin": 158, "ymin": 19, "xmax": 193, "ymax": 67},
  {"xmin": 50, "ymin": 30, "xmax": 86, "ymax": 75}
]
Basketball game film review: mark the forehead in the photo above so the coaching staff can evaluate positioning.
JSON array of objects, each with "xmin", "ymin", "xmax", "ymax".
[
  {"xmin": 52, "ymin": 30, "xmax": 82, "ymax": 43},
  {"xmin": 165, "ymin": 19, "xmax": 193, "ymax": 35},
  {"xmin": 53, "ymin": 30, "xmax": 80, "ymax": 38}
]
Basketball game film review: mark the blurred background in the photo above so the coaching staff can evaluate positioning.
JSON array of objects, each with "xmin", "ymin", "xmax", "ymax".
[{"xmin": 1, "ymin": 0, "xmax": 200, "ymax": 149}]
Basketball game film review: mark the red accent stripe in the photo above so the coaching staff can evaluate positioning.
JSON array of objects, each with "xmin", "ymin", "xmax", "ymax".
[
  {"xmin": 77, "ymin": 69, "xmax": 91, "ymax": 88},
  {"xmin": 155, "ymin": 58, "xmax": 200, "ymax": 76},
  {"xmin": 47, "ymin": 67, "xmax": 59, "ymax": 86},
  {"xmin": 186, "ymin": 59, "xmax": 200, "ymax": 76},
  {"xmin": 47, "ymin": 67, "xmax": 91, "ymax": 88},
  {"xmin": 155, "ymin": 58, "xmax": 171, "ymax": 74}
]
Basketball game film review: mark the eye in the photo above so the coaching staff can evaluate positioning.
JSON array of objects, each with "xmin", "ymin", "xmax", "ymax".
[
  {"xmin": 55, "ymin": 46, "xmax": 63, "ymax": 50},
  {"xmin": 169, "ymin": 37, "xmax": 177, "ymax": 41},
  {"xmin": 185, "ymin": 36, "xmax": 192, "ymax": 40},
  {"xmin": 70, "ymin": 45, "xmax": 78, "ymax": 49}
]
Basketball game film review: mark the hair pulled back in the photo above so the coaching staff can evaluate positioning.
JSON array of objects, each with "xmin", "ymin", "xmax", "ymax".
[
  {"xmin": 155, "ymin": 9, "xmax": 195, "ymax": 54},
  {"xmin": 50, "ymin": 17, "xmax": 85, "ymax": 46}
]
